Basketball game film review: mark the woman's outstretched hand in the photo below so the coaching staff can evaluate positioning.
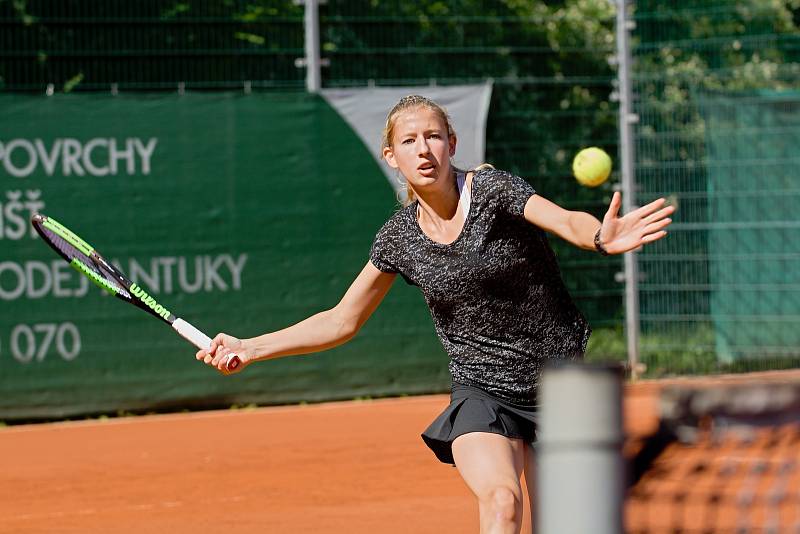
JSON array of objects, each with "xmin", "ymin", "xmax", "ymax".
[
  {"xmin": 195, "ymin": 333, "xmax": 249, "ymax": 375},
  {"xmin": 599, "ymin": 191, "xmax": 675, "ymax": 255}
]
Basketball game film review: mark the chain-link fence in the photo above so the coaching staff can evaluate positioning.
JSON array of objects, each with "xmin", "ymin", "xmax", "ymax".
[
  {"xmin": 0, "ymin": 1, "xmax": 306, "ymax": 90},
  {"xmin": 632, "ymin": 0, "xmax": 800, "ymax": 375},
  {"xmin": 4, "ymin": 0, "xmax": 797, "ymax": 376}
]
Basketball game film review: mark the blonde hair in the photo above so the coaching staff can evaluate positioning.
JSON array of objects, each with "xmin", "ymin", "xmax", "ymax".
[
  {"xmin": 381, "ymin": 95, "xmax": 456, "ymax": 206},
  {"xmin": 381, "ymin": 95, "xmax": 495, "ymax": 206}
]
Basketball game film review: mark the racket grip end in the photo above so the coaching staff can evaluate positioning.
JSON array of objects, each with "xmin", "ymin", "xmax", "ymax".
[{"xmin": 226, "ymin": 354, "xmax": 241, "ymax": 371}]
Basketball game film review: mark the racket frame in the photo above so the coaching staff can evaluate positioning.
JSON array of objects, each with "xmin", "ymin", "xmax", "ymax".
[{"xmin": 31, "ymin": 214, "xmax": 240, "ymax": 371}]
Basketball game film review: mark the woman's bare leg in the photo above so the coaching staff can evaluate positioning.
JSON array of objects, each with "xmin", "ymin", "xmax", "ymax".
[
  {"xmin": 452, "ymin": 432, "xmax": 526, "ymax": 534},
  {"xmin": 523, "ymin": 442, "xmax": 537, "ymax": 534}
]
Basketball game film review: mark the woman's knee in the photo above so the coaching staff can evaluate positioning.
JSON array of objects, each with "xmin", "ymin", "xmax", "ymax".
[{"xmin": 483, "ymin": 485, "xmax": 522, "ymax": 522}]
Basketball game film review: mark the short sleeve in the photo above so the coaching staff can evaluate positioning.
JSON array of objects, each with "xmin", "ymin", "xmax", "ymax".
[
  {"xmin": 483, "ymin": 169, "xmax": 537, "ymax": 218},
  {"xmin": 369, "ymin": 225, "xmax": 399, "ymax": 274}
]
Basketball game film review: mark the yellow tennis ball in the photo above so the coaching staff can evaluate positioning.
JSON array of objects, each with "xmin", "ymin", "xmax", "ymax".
[{"xmin": 572, "ymin": 147, "xmax": 612, "ymax": 187}]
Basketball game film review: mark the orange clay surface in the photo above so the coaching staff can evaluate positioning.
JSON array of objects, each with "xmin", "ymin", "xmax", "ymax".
[{"xmin": 0, "ymin": 374, "xmax": 793, "ymax": 534}]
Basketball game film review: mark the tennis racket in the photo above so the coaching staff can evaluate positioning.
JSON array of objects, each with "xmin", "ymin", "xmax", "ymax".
[{"xmin": 30, "ymin": 213, "xmax": 240, "ymax": 372}]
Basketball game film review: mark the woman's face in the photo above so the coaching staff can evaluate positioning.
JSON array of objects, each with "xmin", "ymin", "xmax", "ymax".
[{"xmin": 383, "ymin": 107, "xmax": 456, "ymax": 193}]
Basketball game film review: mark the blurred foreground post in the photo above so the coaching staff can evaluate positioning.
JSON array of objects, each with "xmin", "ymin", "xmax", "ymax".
[{"xmin": 538, "ymin": 362, "xmax": 624, "ymax": 534}]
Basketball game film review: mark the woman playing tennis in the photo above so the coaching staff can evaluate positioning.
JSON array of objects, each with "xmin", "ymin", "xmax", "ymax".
[{"xmin": 198, "ymin": 95, "xmax": 673, "ymax": 533}]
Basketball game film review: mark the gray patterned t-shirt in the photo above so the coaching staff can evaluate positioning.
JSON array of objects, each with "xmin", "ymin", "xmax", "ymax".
[{"xmin": 369, "ymin": 168, "xmax": 590, "ymax": 404}]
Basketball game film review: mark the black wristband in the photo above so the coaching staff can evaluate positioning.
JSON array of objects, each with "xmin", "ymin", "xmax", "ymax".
[{"xmin": 594, "ymin": 227, "xmax": 609, "ymax": 256}]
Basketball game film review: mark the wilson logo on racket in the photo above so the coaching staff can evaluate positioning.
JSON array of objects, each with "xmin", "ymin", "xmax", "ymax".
[{"xmin": 130, "ymin": 283, "xmax": 171, "ymax": 320}]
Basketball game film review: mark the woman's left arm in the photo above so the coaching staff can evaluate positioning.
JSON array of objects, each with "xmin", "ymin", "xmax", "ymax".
[{"xmin": 523, "ymin": 191, "xmax": 674, "ymax": 255}]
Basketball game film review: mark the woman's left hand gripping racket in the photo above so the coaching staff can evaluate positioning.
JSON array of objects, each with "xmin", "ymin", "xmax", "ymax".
[{"xmin": 31, "ymin": 214, "xmax": 241, "ymax": 373}]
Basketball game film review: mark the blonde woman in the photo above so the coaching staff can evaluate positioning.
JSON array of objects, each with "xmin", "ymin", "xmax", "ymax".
[{"xmin": 198, "ymin": 95, "xmax": 673, "ymax": 533}]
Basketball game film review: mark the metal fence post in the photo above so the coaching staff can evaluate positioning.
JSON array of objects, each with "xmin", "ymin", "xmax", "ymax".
[
  {"xmin": 615, "ymin": 0, "xmax": 642, "ymax": 379},
  {"xmin": 294, "ymin": 0, "xmax": 321, "ymax": 92}
]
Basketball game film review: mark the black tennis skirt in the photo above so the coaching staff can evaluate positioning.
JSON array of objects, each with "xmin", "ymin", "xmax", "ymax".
[{"xmin": 421, "ymin": 383, "xmax": 539, "ymax": 465}]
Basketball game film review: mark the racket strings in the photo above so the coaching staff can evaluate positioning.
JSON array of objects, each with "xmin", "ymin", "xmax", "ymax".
[{"xmin": 40, "ymin": 226, "xmax": 127, "ymax": 295}]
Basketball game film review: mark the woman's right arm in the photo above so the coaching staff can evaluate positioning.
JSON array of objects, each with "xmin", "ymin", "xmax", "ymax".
[{"xmin": 196, "ymin": 261, "xmax": 396, "ymax": 373}]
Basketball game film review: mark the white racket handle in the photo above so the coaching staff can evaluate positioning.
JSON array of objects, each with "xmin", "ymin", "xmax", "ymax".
[{"xmin": 172, "ymin": 318, "xmax": 241, "ymax": 371}]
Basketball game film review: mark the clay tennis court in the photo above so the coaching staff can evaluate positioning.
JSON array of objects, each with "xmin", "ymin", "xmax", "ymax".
[{"xmin": 1, "ymin": 374, "xmax": 798, "ymax": 533}]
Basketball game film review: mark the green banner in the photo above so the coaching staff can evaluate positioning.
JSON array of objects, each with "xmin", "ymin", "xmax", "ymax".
[
  {"xmin": 0, "ymin": 93, "xmax": 449, "ymax": 419},
  {"xmin": 701, "ymin": 91, "xmax": 800, "ymax": 363}
]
